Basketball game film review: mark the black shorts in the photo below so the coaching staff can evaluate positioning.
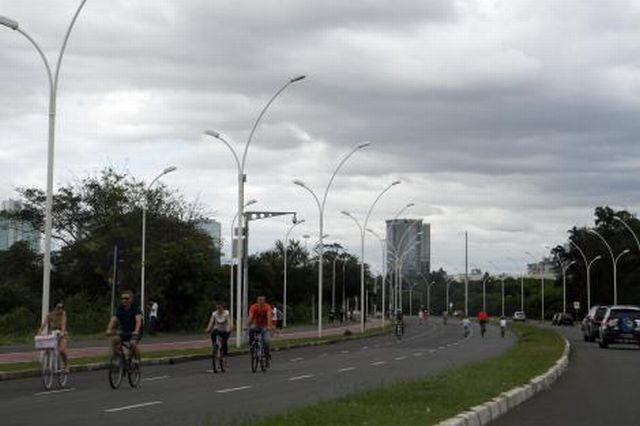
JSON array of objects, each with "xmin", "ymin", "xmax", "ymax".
[{"xmin": 119, "ymin": 332, "xmax": 141, "ymax": 344}]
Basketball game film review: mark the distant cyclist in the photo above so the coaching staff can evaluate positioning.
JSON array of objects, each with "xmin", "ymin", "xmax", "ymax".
[
  {"xmin": 499, "ymin": 316, "xmax": 507, "ymax": 338},
  {"xmin": 478, "ymin": 311, "xmax": 488, "ymax": 338},
  {"xmin": 462, "ymin": 316, "xmax": 471, "ymax": 337},
  {"xmin": 205, "ymin": 303, "xmax": 232, "ymax": 368},
  {"xmin": 106, "ymin": 290, "xmax": 142, "ymax": 359},
  {"xmin": 38, "ymin": 302, "xmax": 69, "ymax": 372},
  {"xmin": 246, "ymin": 296, "xmax": 273, "ymax": 364}
]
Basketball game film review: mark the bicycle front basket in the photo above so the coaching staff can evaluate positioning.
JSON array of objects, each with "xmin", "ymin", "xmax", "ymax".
[{"xmin": 34, "ymin": 334, "xmax": 58, "ymax": 350}]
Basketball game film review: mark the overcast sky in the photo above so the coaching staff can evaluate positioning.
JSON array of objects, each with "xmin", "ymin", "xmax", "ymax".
[{"xmin": 2, "ymin": 0, "xmax": 640, "ymax": 275}]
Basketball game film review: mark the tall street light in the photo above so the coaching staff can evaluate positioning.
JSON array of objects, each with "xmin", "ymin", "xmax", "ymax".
[
  {"xmin": 366, "ymin": 228, "xmax": 388, "ymax": 327},
  {"xmin": 613, "ymin": 216, "xmax": 640, "ymax": 251},
  {"xmin": 588, "ymin": 229, "xmax": 629, "ymax": 305},
  {"xmin": 586, "ymin": 255, "xmax": 602, "ymax": 309},
  {"xmin": 205, "ymin": 74, "xmax": 306, "ymax": 348},
  {"xmin": 525, "ymin": 251, "xmax": 545, "ymax": 321},
  {"xmin": 482, "ymin": 275, "xmax": 491, "ymax": 313},
  {"xmin": 229, "ymin": 199, "xmax": 258, "ymax": 319},
  {"xmin": 1, "ymin": 1, "xmax": 89, "ymax": 322},
  {"xmin": 507, "ymin": 256, "xmax": 525, "ymax": 313},
  {"xmin": 341, "ymin": 181, "xmax": 400, "ymax": 333},
  {"xmin": 141, "ymin": 166, "xmax": 177, "ymax": 316},
  {"xmin": 293, "ymin": 142, "xmax": 370, "ymax": 337},
  {"xmin": 559, "ymin": 260, "xmax": 576, "ymax": 314},
  {"xmin": 283, "ymin": 219, "xmax": 305, "ymax": 328},
  {"xmin": 489, "ymin": 261, "xmax": 505, "ymax": 317}
]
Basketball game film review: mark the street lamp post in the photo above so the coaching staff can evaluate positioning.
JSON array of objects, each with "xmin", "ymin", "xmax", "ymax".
[
  {"xmin": 1, "ymin": 1, "xmax": 89, "ymax": 322},
  {"xmin": 341, "ymin": 181, "xmax": 400, "ymax": 333},
  {"xmin": 366, "ymin": 228, "xmax": 387, "ymax": 327},
  {"xmin": 141, "ymin": 166, "xmax": 177, "ymax": 316},
  {"xmin": 489, "ymin": 261, "xmax": 505, "ymax": 317},
  {"xmin": 507, "ymin": 257, "xmax": 526, "ymax": 313},
  {"xmin": 589, "ymin": 229, "xmax": 629, "ymax": 305},
  {"xmin": 586, "ymin": 255, "xmax": 602, "ymax": 309},
  {"xmin": 283, "ymin": 219, "xmax": 305, "ymax": 328},
  {"xmin": 205, "ymin": 75, "xmax": 306, "ymax": 348},
  {"xmin": 525, "ymin": 251, "xmax": 546, "ymax": 321},
  {"xmin": 293, "ymin": 143, "xmax": 370, "ymax": 337},
  {"xmin": 559, "ymin": 260, "xmax": 576, "ymax": 314},
  {"xmin": 229, "ymin": 199, "xmax": 257, "ymax": 319},
  {"xmin": 482, "ymin": 276, "xmax": 491, "ymax": 313},
  {"xmin": 614, "ymin": 216, "xmax": 640, "ymax": 251}
]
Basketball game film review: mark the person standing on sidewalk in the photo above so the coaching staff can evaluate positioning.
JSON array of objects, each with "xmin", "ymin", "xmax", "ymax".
[{"xmin": 148, "ymin": 298, "xmax": 159, "ymax": 335}]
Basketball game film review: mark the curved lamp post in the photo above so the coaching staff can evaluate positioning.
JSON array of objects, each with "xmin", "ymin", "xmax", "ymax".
[
  {"xmin": 366, "ymin": 228, "xmax": 387, "ymax": 326},
  {"xmin": 283, "ymin": 219, "xmax": 305, "ymax": 327},
  {"xmin": 525, "ymin": 251, "xmax": 546, "ymax": 321},
  {"xmin": 589, "ymin": 229, "xmax": 628, "ymax": 305},
  {"xmin": 141, "ymin": 166, "xmax": 177, "ymax": 316},
  {"xmin": 205, "ymin": 74, "xmax": 306, "ymax": 348},
  {"xmin": 341, "ymin": 180, "xmax": 400, "ymax": 333},
  {"xmin": 586, "ymin": 255, "xmax": 602, "ymax": 309},
  {"xmin": 228, "ymin": 199, "xmax": 257, "ymax": 319},
  {"xmin": 613, "ymin": 216, "xmax": 640, "ymax": 252},
  {"xmin": 293, "ymin": 142, "xmax": 370, "ymax": 337},
  {"xmin": 559, "ymin": 260, "xmax": 576, "ymax": 314},
  {"xmin": 488, "ymin": 261, "xmax": 505, "ymax": 316},
  {"xmin": 1, "ymin": 1, "xmax": 89, "ymax": 322}
]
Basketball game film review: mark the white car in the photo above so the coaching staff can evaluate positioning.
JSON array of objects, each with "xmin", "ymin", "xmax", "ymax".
[{"xmin": 513, "ymin": 311, "xmax": 526, "ymax": 322}]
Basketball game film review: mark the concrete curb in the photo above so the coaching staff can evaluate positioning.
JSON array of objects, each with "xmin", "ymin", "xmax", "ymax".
[
  {"xmin": 0, "ymin": 326, "xmax": 388, "ymax": 382},
  {"xmin": 435, "ymin": 336, "xmax": 571, "ymax": 426}
]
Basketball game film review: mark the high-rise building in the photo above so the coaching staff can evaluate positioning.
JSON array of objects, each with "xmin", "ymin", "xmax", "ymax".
[
  {"xmin": 0, "ymin": 199, "xmax": 41, "ymax": 252},
  {"xmin": 385, "ymin": 218, "xmax": 431, "ymax": 277},
  {"xmin": 196, "ymin": 218, "xmax": 222, "ymax": 266}
]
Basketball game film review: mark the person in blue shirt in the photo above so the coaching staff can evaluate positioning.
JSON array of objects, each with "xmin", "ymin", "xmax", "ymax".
[{"xmin": 106, "ymin": 290, "xmax": 143, "ymax": 359}]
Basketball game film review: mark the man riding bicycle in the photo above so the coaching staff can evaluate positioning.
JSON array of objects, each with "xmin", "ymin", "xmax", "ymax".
[
  {"xmin": 478, "ymin": 311, "xmax": 488, "ymax": 337},
  {"xmin": 462, "ymin": 316, "xmax": 471, "ymax": 336},
  {"xmin": 246, "ymin": 296, "xmax": 273, "ymax": 364},
  {"xmin": 106, "ymin": 290, "xmax": 142, "ymax": 360}
]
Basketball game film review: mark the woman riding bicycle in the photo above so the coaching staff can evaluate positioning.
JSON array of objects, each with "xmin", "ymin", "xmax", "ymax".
[
  {"xmin": 38, "ymin": 302, "xmax": 69, "ymax": 372},
  {"xmin": 205, "ymin": 303, "xmax": 232, "ymax": 368}
]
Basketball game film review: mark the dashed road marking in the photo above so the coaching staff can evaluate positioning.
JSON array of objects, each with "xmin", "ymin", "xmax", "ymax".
[
  {"xmin": 340, "ymin": 350, "xmax": 350, "ymax": 354},
  {"xmin": 338, "ymin": 367, "xmax": 356, "ymax": 372},
  {"xmin": 361, "ymin": 346, "xmax": 368, "ymax": 350},
  {"xmin": 104, "ymin": 401, "xmax": 163, "ymax": 413},
  {"xmin": 216, "ymin": 385, "xmax": 253, "ymax": 394},
  {"xmin": 413, "ymin": 352, "xmax": 423, "ymax": 357},
  {"xmin": 438, "ymin": 346, "xmax": 445, "ymax": 350},
  {"xmin": 371, "ymin": 361, "xmax": 386, "ymax": 366},
  {"xmin": 394, "ymin": 356, "xmax": 407, "ymax": 361},
  {"xmin": 289, "ymin": 374, "xmax": 315, "ymax": 381},
  {"xmin": 429, "ymin": 349, "xmax": 436, "ymax": 353},
  {"xmin": 142, "ymin": 375, "xmax": 170, "ymax": 382},
  {"xmin": 34, "ymin": 388, "xmax": 76, "ymax": 396},
  {"xmin": 290, "ymin": 357, "xmax": 304, "ymax": 362}
]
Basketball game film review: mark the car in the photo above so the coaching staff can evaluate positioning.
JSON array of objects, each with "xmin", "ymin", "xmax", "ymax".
[
  {"xmin": 597, "ymin": 305, "xmax": 640, "ymax": 349},
  {"xmin": 513, "ymin": 311, "xmax": 526, "ymax": 322},
  {"xmin": 581, "ymin": 305, "xmax": 608, "ymax": 342},
  {"xmin": 552, "ymin": 312, "xmax": 574, "ymax": 326}
]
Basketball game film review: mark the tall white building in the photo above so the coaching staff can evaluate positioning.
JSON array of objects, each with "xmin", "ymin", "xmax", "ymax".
[
  {"xmin": 0, "ymin": 199, "xmax": 41, "ymax": 252},
  {"xmin": 196, "ymin": 218, "xmax": 222, "ymax": 265},
  {"xmin": 385, "ymin": 218, "xmax": 431, "ymax": 276}
]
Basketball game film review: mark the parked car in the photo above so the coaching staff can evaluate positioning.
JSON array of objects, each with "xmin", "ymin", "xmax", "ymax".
[
  {"xmin": 581, "ymin": 305, "xmax": 608, "ymax": 342},
  {"xmin": 597, "ymin": 305, "xmax": 640, "ymax": 349},
  {"xmin": 552, "ymin": 312, "xmax": 574, "ymax": 326},
  {"xmin": 513, "ymin": 311, "xmax": 526, "ymax": 322}
]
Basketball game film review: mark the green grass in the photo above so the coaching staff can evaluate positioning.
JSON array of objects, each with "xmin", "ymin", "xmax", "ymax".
[
  {"xmin": 251, "ymin": 324, "xmax": 564, "ymax": 426},
  {"xmin": 0, "ymin": 325, "xmax": 390, "ymax": 375}
]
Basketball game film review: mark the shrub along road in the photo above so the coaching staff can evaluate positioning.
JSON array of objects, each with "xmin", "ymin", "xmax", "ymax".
[{"xmin": 0, "ymin": 320, "xmax": 514, "ymax": 426}]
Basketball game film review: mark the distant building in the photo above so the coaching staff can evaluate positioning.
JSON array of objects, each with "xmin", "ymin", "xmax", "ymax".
[
  {"xmin": 196, "ymin": 218, "xmax": 222, "ymax": 266},
  {"xmin": 0, "ymin": 199, "xmax": 41, "ymax": 252},
  {"xmin": 527, "ymin": 258, "xmax": 557, "ymax": 279},
  {"xmin": 385, "ymin": 218, "xmax": 431, "ymax": 277}
]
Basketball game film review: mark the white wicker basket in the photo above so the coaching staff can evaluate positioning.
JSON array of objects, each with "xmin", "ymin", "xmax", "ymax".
[{"xmin": 34, "ymin": 334, "xmax": 58, "ymax": 350}]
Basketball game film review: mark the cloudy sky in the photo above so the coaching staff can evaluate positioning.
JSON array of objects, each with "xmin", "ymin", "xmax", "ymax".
[{"xmin": 2, "ymin": 0, "xmax": 640, "ymax": 275}]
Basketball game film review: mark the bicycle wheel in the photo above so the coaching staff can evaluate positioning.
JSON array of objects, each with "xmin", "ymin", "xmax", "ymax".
[
  {"xmin": 56, "ymin": 354, "xmax": 69, "ymax": 388},
  {"xmin": 250, "ymin": 344, "xmax": 259, "ymax": 373},
  {"xmin": 108, "ymin": 353, "xmax": 124, "ymax": 389},
  {"xmin": 211, "ymin": 344, "xmax": 219, "ymax": 374},
  {"xmin": 218, "ymin": 346, "xmax": 225, "ymax": 373},
  {"xmin": 41, "ymin": 350, "xmax": 54, "ymax": 390},
  {"xmin": 127, "ymin": 351, "xmax": 141, "ymax": 388},
  {"xmin": 259, "ymin": 347, "xmax": 267, "ymax": 372}
]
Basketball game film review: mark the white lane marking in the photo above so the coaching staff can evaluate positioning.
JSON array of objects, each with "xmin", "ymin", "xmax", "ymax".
[
  {"xmin": 438, "ymin": 346, "xmax": 445, "ymax": 350},
  {"xmin": 104, "ymin": 401, "xmax": 163, "ymax": 413},
  {"xmin": 290, "ymin": 357, "xmax": 304, "ymax": 362},
  {"xmin": 394, "ymin": 356, "xmax": 407, "ymax": 361},
  {"xmin": 288, "ymin": 374, "xmax": 315, "ymax": 381},
  {"xmin": 413, "ymin": 352, "xmax": 423, "ymax": 357},
  {"xmin": 216, "ymin": 385, "xmax": 253, "ymax": 394},
  {"xmin": 34, "ymin": 388, "xmax": 76, "ymax": 396},
  {"xmin": 361, "ymin": 346, "xmax": 368, "ymax": 350},
  {"xmin": 338, "ymin": 367, "xmax": 356, "ymax": 372},
  {"xmin": 429, "ymin": 349, "xmax": 436, "ymax": 353},
  {"xmin": 318, "ymin": 353, "xmax": 328, "ymax": 358},
  {"xmin": 142, "ymin": 375, "xmax": 170, "ymax": 382},
  {"xmin": 340, "ymin": 350, "xmax": 350, "ymax": 354},
  {"xmin": 371, "ymin": 361, "xmax": 386, "ymax": 366}
]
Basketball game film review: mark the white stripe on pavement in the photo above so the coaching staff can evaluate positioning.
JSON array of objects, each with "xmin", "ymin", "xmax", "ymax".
[
  {"xmin": 394, "ymin": 356, "xmax": 407, "ymax": 361},
  {"xmin": 288, "ymin": 374, "xmax": 315, "ymax": 381},
  {"xmin": 104, "ymin": 401, "xmax": 163, "ymax": 413},
  {"xmin": 371, "ymin": 361, "xmax": 386, "ymax": 366},
  {"xmin": 290, "ymin": 357, "xmax": 304, "ymax": 362},
  {"xmin": 216, "ymin": 385, "xmax": 253, "ymax": 394},
  {"xmin": 413, "ymin": 352, "xmax": 423, "ymax": 357},
  {"xmin": 142, "ymin": 375, "xmax": 170, "ymax": 382},
  {"xmin": 34, "ymin": 388, "xmax": 76, "ymax": 396},
  {"xmin": 338, "ymin": 367, "xmax": 356, "ymax": 372}
]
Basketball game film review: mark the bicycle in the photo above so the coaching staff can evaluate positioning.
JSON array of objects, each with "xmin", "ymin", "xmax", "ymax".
[
  {"xmin": 35, "ymin": 331, "xmax": 68, "ymax": 391},
  {"xmin": 211, "ymin": 332, "xmax": 226, "ymax": 373},
  {"xmin": 249, "ymin": 329, "xmax": 269, "ymax": 373},
  {"xmin": 480, "ymin": 321, "xmax": 487, "ymax": 338},
  {"xmin": 395, "ymin": 320, "xmax": 404, "ymax": 340},
  {"xmin": 108, "ymin": 340, "xmax": 141, "ymax": 389}
]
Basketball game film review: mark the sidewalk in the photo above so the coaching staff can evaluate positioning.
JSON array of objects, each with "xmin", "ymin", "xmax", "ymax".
[{"xmin": 0, "ymin": 319, "xmax": 381, "ymax": 364}]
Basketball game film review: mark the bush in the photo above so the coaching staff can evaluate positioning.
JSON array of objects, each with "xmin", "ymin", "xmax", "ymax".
[{"xmin": 0, "ymin": 306, "xmax": 39, "ymax": 336}]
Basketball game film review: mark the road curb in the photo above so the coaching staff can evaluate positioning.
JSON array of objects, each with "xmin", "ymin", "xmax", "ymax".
[
  {"xmin": 0, "ymin": 326, "xmax": 388, "ymax": 382},
  {"xmin": 435, "ymin": 335, "xmax": 571, "ymax": 426}
]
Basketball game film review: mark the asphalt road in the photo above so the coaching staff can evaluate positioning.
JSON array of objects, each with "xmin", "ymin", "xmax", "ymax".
[
  {"xmin": 1, "ymin": 320, "xmax": 515, "ymax": 426},
  {"xmin": 494, "ymin": 325, "xmax": 640, "ymax": 426}
]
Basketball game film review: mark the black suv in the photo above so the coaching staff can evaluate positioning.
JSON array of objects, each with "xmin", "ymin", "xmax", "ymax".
[
  {"xmin": 581, "ymin": 305, "xmax": 607, "ymax": 342},
  {"xmin": 552, "ymin": 313, "xmax": 574, "ymax": 326},
  {"xmin": 597, "ymin": 306, "xmax": 640, "ymax": 349}
]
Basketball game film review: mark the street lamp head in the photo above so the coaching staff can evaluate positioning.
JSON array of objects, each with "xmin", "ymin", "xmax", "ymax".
[
  {"xmin": 595, "ymin": 255, "xmax": 602, "ymax": 260},
  {"xmin": 340, "ymin": 210, "xmax": 353, "ymax": 218},
  {"xmin": 294, "ymin": 219, "xmax": 306, "ymax": 225},
  {"xmin": 622, "ymin": 248, "xmax": 631, "ymax": 254},
  {"xmin": 406, "ymin": 202, "xmax": 415, "ymax": 208},
  {"xmin": 289, "ymin": 75, "xmax": 306, "ymax": 83},
  {"xmin": 163, "ymin": 166, "xmax": 177, "ymax": 174},
  {"xmin": 357, "ymin": 142, "xmax": 371, "ymax": 149},
  {"xmin": 0, "ymin": 16, "xmax": 19, "ymax": 30},
  {"xmin": 292, "ymin": 179, "xmax": 306, "ymax": 188},
  {"xmin": 203, "ymin": 130, "xmax": 221, "ymax": 139},
  {"xmin": 391, "ymin": 180, "xmax": 401, "ymax": 186},
  {"xmin": 245, "ymin": 199, "xmax": 258, "ymax": 207}
]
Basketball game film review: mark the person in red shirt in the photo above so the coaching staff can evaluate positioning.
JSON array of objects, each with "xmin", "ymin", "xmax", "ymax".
[
  {"xmin": 478, "ymin": 311, "xmax": 488, "ymax": 337},
  {"xmin": 246, "ymin": 296, "xmax": 273, "ymax": 360}
]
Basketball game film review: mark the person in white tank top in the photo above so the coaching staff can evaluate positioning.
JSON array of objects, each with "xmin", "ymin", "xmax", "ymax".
[{"xmin": 205, "ymin": 304, "xmax": 233, "ymax": 360}]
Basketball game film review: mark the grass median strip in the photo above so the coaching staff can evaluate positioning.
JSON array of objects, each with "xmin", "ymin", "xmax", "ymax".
[{"xmin": 251, "ymin": 324, "xmax": 564, "ymax": 426}]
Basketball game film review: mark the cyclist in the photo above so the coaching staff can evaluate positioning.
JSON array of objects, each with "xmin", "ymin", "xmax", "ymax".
[
  {"xmin": 418, "ymin": 307, "xmax": 424, "ymax": 326},
  {"xmin": 106, "ymin": 290, "xmax": 142, "ymax": 360},
  {"xmin": 461, "ymin": 316, "xmax": 471, "ymax": 337},
  {"xmin": 442, "ymin": 310, "xmax": 448, "ymax": 325},
  {"xmin": 394, "ymin": 309, "xmax": 405, "ymax": 336},
  {"xmin": 205, "ymin": 303, "xmax": 232, "ymax": 368},
  {"xmin": 499, "ymin": 316, "xmax": 507, "ymax": 338},
  {"xmin": 246, "ymin": 295, "xmax": 273, "ymax": 364},
  {"xmin": 38, "ymin": 302, "xmax": 69, "ymax": 372}
]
